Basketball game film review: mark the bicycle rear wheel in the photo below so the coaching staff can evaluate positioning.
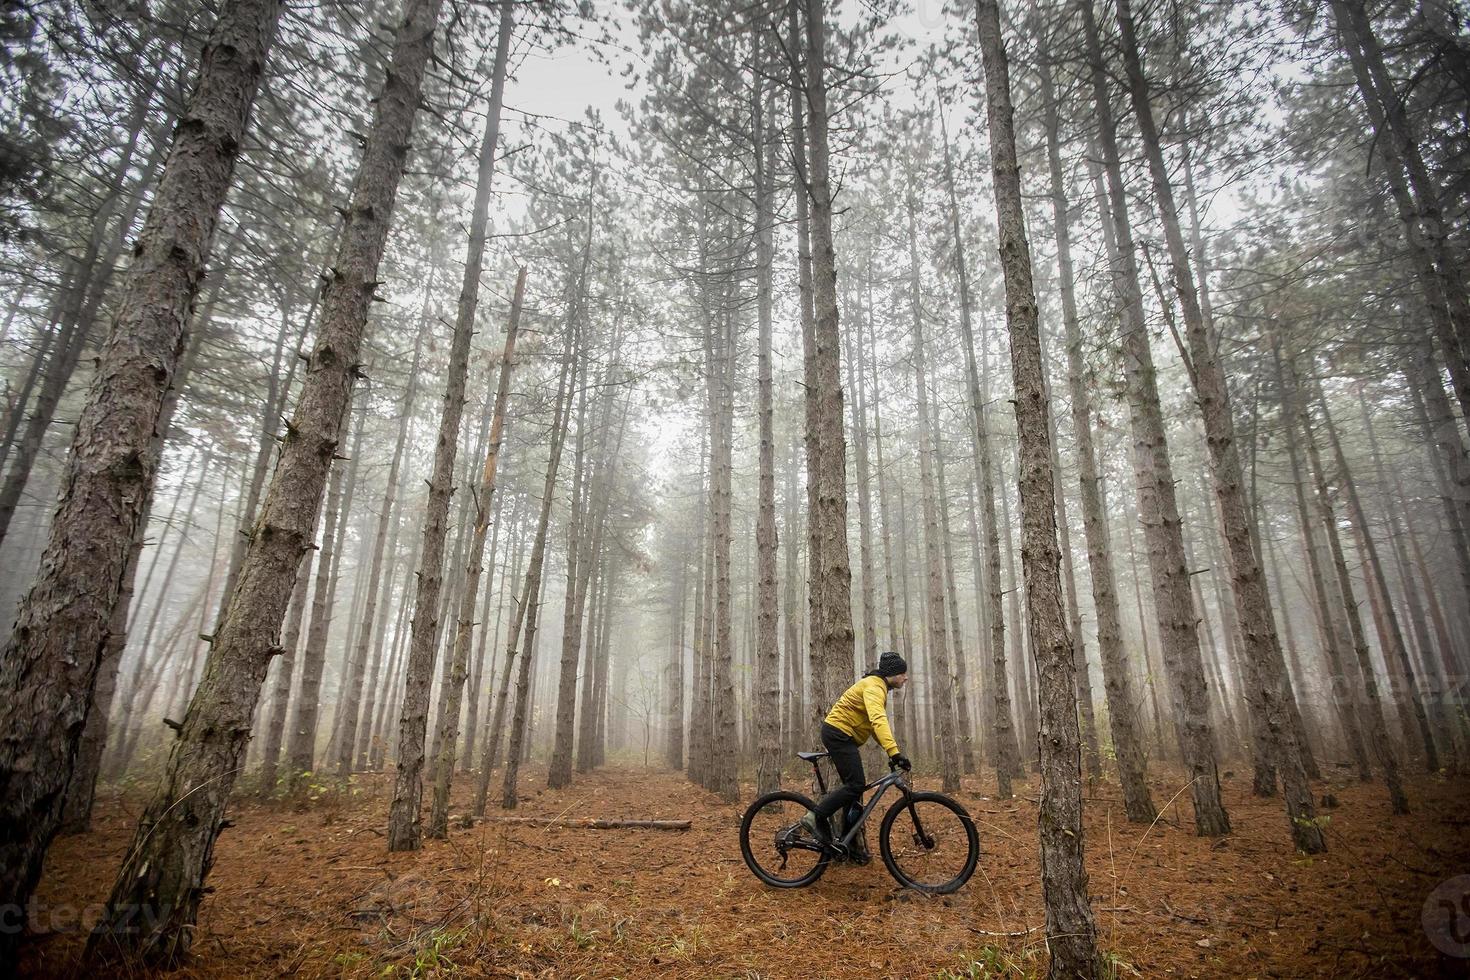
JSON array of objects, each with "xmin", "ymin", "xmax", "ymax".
[
  {"xmin": 878, "ymin": 791, "xmax": 979, "ymax": 894},
  {"xmin": 739, "ymin": 791, "xmax": 831, "ymax": 888}
]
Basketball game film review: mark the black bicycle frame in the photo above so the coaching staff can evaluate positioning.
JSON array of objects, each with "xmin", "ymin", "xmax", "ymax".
[{"xmin": 799, "ymin": 760, "xmax": 923, "ymax": 852}]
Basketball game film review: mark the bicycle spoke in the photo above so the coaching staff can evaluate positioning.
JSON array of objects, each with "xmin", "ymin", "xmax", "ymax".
[
  {"xmin": 745, "ymin": 797, "xmax": 824, "ymax": 885},
  {"xmin": 884, "ymin": 798, "xmax": 975, "ymax": 892}
]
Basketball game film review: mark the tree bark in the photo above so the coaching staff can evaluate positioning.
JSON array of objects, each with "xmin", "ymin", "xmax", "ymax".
[
  {"xmin": 475, "ymin": 338, "xmax": 575, "ymax": 813},
  {"xmin": 1317, "ymin": 389, "xmax": 1438, "ymax": 772},
  {"xmin": 801, "ymin": 0, "xmax": 856, "ymax": 717},
  {"xmin": 499, "ymin": 351, "xmax": 575, "ymax": 809},
  {"xmin": 1080, "ymin": 0, "xmax": 1228, "ymax": 836},
  {"xmin": 940, "ymin": 100, "xmax": 1020, "ymax": 795},
  {"xmin": 89, "ymin": 0, "xmax": 442, "ymax": 959},
  {"xmin": 0, "ymin": 1, "xmax": 283, "ymax": 958},
  {"xmin": 1271, "ymin": 340, "xmax": 1371, "ymax": 779},
  {"xmin": 1288, "ymin": 356, "xmax": 1409, "ymax": 814},
  {"xmin": 905, "ymin": 185, "xmax": 960, "ymax": 792},
  {"xmin": 975, "ymin": 2, "xmax": 1099, "ymax": 973},
  {"xmin": 428, "ymin": 268, "xmax": 524, "ymax": 838},
  {"xmin": 753, "ymin": 31, "xmax": 782, "ymax": 796},
  {"xmin": 1118, "ymin": 0, "xmax": 1317, "ymax": 851}
]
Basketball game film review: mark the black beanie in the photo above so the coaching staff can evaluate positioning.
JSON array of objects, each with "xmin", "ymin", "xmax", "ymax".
[{"xmin": 877, "ymin": 651, "xmax": 908, "ymax": 678}]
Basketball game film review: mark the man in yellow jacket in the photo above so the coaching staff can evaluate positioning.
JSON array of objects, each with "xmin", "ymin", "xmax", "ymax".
[{"xmin": 806, "ymin": 651, "xmax": 912, "ymax": 846}]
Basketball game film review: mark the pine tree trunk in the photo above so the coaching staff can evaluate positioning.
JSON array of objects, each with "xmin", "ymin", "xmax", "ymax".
[
  {"xmin": 1081, "ymin": 0, "xmax": 1229, "ymax": 837},
  {"xmin": 499, "ymin": 352, "xmax": 575, "ymax": 808},
  {"xmin": 476, "ymin": 344, "xmax": 575, "ymax": 812},
  {"xmin": 335, "ymin": 317, "xmax": 428, "ymax": 781},
  {"xmin": 905, "ymin": 188, "xmax": 960, "ymax": 790},
  {"xmin": 388, "ymin": 75, "xmax": 512, "ymax": 847},
  {"xmin": 710, "ymin": 278, "xmax": 739, "ymax": 801},
  {"xmin": 782, "ymin": 425, "xmax": 804, "ymax": 753},
  {"xmin": 0, "ymin": 1, "xmax": 283, "ymax": 956},
  {"xmin": 974, "ymin": 3, "xmax": 1099, "ymax": 972},
  {"xmin": 934, "ymin": 417, "xmax": 978, "ymax": 775},
  {"xmin": 284, "ymin": 401, "xmax": 357, "ymax": 788},
  {"xmin": 1318, "ymin": 391, "xmax": 1439, "ymax": 772},
  {"xmin": 941, "ymin": 99, "xmax": 1019, "ymax": 795},
  {"xmin": 1331, "ymin": 0, "xmax": 1470, "ymax": 424},
  {"xmin": 89, "ymin": 0, "xmax": 442, "ymax": 959},
  {"xmin": 550, "ymin": 330, "xmax": 599, "ymax": 787},
  {"xmin": 1116, "ymin": 0, "xmax": 1323, "ymax": 852},
  {"xmin": 753, "ymin": 37, "xmax": 783, "ymax": 795},
  {"xmin": 428, "ymin": 268, "xmax": 524, "ymax": 837},
  {"xmin": 1271, "ymin": 342, "xmax": 1371, "ymax": 779},
  {"xmin": 578, "ymin": 554, "xmax": 610, "ymax": 773},
  {"xmin": 801, "ymin": 0, "xmax": 855, "ymax": 717},
  {"xmin": 1287, "ymin": 356, "xmax": 1409, "ymax": 814},
  {"xmin": 462, "ymin": 491, "xmax": 508, "ymax": 773},
  {"xmin": 61, "ymin": 325, "xmax": 204, "ymax": 831},
  {"xmin": 844, "ymin": 283, "xmax": 879, "ymax": 671}
]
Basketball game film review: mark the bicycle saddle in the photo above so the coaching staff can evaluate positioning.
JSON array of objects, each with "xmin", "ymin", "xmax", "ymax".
[{"xmin": 796, "ymin": 751, "xmax": 828, "ymax": 762}]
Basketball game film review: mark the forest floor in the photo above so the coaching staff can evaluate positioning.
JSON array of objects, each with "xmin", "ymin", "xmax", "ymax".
[{"xmin": 17, "ymin": 760, "xmax": 1470, "ymax": 978}]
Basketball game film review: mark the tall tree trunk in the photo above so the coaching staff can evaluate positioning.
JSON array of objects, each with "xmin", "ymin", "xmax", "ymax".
[
  {"xmin": 0, "ymin": 79, "xmax": 162, "ymax": 548},
  {"xmin": 801, "ymin": 0, "xmax": 855, "ymax": 716},
  {"xmin": 782, "ymin": 423, "xmax": 804, "ymax": 754},
  {"xmin": 1287, "ymin": 356, "xmax": 1409, "ymax": 814},
  {"xmin": 934, "ymin": 416, "xmax": 978, "ymax": 775},
  {"xmin": 1080, "ymin": 0, "xmax": 1229, "ymax": 837},
  {"xmin": 1024, "ymin": 113, "xmax": 1103, "ymax": 770},
  {"xmin": 753, "ymin": 36, "xmax": 782, "ymax": 795},
  {"xmin": 1114, "ymin": 0, "xmax": 1321, "ymax": 851},
  {"xmin": 475, "ymin": 340, "xmax": 575, "ymax": 813},
  {"xmin": 709, "ymin": 271, "xmax": 739, "ymax": 801},
  {"xmin": 462, "ymin": 489, "xmax": 509, "ymax": 773},
  {"xmin": 975, "ymin": 3, "xmax": 1100, "ymax": 973},
  {"xmin": 90, "ymin": 0, "xmax": 442, "ymax": 959},
  {"xmin": 549, "ymin": 319, "xmax": 598, "ymax": 787},
  {"xmin": 284, "ymin": 400, "xmax": 359, "ymax": 788},
  {"xmin": 1317, "ymin": 389, "xmax": 1439, "ymax": 772},
  {"xmin": 428, "ymin": 268, "xmax": 524, "ymax": 837},
  {"xmin": 905, "ymin": 186, "xmax": 960, "ymax": 791},
  {"xmin": 1271, "ymin": 341, "xmax": 1371, "ymax": 779},
  {"xmin": 60, "ymin": 322, "xmax": 204, "ymax": 831},
  {"xmin": 0, "ymin": 2, "xmax": 283, "ymax": 956},
  {"xmin": 387, "ymin": 44, "xmax": 512, "ymax": 845},
  {"xmin": 499, "ymin": 350, "xmax": 575, "ymax": 809},
  {"xmin": 1331, "ymin": 0, "xmax": 1470, "ymax": 424},
  {"xmin": 940, "ymin": 98, "xmax": 1019, "ymax": 795}
]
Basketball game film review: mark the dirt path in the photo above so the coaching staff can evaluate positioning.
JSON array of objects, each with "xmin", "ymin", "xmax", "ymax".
[{"xmin": 19, "ymin": 764, "xmax": 1470, "ymax": 977}]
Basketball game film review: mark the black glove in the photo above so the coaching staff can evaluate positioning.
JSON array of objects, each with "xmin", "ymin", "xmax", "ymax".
[{"xmin": 890, "ymin": 754, "xmax": 912, "ymax": 772}]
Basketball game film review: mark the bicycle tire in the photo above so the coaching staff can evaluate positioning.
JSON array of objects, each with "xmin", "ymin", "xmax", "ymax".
[
  {"xmin": 878, "ymin": 791, "xmax": 979, "ymax": 894},
  {"xmin": 739, "ymin": 790, "xmax": 832, "ymax": 888}
]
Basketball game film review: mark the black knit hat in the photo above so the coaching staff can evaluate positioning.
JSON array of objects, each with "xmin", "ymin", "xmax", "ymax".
[{"xmin": 877, "ymin": 651, "xmax": 908, "ymax": 677}]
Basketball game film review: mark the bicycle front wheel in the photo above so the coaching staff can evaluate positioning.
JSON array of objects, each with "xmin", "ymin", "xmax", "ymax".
[
  {"xmin": 878, "ymin": 791, "xmax": 979, "ymax": 894},
  {"xmin": 739, "ymin": 790, "xmax": 831, "ymax": 888}
]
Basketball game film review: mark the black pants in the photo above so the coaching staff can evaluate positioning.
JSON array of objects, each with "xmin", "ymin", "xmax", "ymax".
[{"xmin": 812, "ymin": 723, "xmax": 865, "ymax": 822}]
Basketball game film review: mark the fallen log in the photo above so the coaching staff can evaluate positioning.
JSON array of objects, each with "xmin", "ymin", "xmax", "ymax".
[{"xmin": 453, "ymin": 815, "xmax": 691, "ymax": 831}]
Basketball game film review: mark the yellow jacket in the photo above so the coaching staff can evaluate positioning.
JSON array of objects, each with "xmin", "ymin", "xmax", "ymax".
[{"xmin": 824, "ymin": 675, "xmax": 900, "ymax": 757}]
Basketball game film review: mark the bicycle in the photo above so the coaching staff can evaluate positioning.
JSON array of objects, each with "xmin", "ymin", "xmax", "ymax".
[{"xmin": 739, "ymin": 749, "xmax": 979, "ymax": 894}]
